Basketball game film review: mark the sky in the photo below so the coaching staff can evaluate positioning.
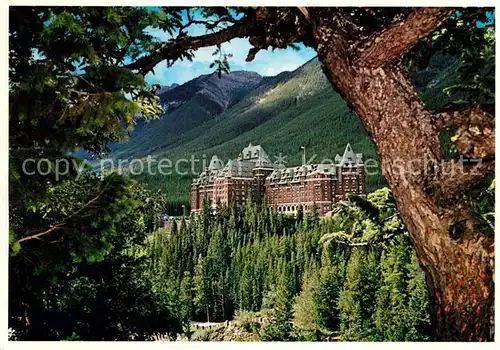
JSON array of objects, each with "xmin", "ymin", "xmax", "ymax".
[
  {"xmin": 143, "ymin": 7, "xmax": 493, "ymax": 87},
  {"xmin": 144, "ymin": 19, "xmax": 317, "ymax": 87}
]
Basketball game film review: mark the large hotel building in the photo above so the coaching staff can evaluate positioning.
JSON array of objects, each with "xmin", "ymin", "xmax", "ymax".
[{"xmin": 190, "ymin": 143, "xmax": 365, "ymax": 216}]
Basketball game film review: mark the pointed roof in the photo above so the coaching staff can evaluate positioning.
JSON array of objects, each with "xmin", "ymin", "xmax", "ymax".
[
  {"xmin": 238, "ymin": 143, "xmax": 273, "ymax": 167},
  {"xmin": 342, "ymin": 143, "xmax": 356, "ymax": 162},
  {"xmin": 208, "ymin": 155, "xmax": 224, "ymax": 171},
  {"xmin": 336, "ymin": 143, "xmax": 363, "ymax": 165}
]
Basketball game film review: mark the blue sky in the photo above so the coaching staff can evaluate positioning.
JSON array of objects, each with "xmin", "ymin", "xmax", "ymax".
[
  {"xmin": 143, "ymin": 7, "xmax": 493, "ymax": 87},
  {"xmin": 144, "ymin": 19, "xmax": 317, "ymax": 87}
]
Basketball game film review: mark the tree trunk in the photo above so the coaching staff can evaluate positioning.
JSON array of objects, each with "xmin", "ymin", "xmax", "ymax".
[{"xmin": 313, "ymin": 27, "xmax": 494, "ymax": 341}]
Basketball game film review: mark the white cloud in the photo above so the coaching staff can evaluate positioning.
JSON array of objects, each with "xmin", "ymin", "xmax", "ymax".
[
  {"xmin": 144, "ymin": 27, "xmax": 317, "ymax": 86},
  {"xmin": 146, "ymin": 60, "xmax": 215, "ymax": 86}
]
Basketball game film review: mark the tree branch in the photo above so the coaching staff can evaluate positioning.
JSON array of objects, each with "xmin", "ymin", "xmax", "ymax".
[
  {"xmin": 320, "ymin": 230, "xmax": 401, "ymax": 248},
  {"xmin": 353, "ymin": 7, "xmax": 453, "ymax": 68},
  {"xmin": 433, "ymin": 106, "xmax": 495, "ymax": 159},
  {"xmin": 15, "ymin": 185, "xmax": 109, "ymax": 245},
  {"xmin": 125, "ymin": 20, "xmax": 255, "ymax": 74},
  {"xmin": 326, "ymin": 232, "xmax": 400, "ymax": 247},
  {"xmin": 298, "ymin": 7, "xmax": 311, "ymax": 22},
  {"xmin": 430, "ymin": 105, "xmax": 495, "ymax": 199},
  {"xmin": 433, "ymin": 159, "xmax": 495, "ymax": 199},
  {"xmin": 16, "ymin": 223, "xmax": 66, "ymax": 245}
]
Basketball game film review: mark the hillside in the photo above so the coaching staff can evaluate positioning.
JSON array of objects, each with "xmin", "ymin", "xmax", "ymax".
[
  {"xmin": 110, "ymin": 70, "xmax": 263, "ymax": 159},
  {"xmin": 110, "ymin": 55, "xmax": 457, "ymax": 212}
]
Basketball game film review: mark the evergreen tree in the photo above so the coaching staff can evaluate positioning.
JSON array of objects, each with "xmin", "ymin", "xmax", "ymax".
[
  {"xmin": 338, "ymin": 248, "xmax": 379, "ymax": 340},
  {"xmin": 206, "ymin": 223, "xmax": 226, "ymax": 320},
  {"xmin": 406, "ymin": 251, "xmax": 431, "ymax": 340},
  {"xmin": 292, "ymin": 261, "xmax": 320, "ymax": 338},
  {"xmin": 296, "ymin": 205, "xmax": 304, "ymax": 224},
  {"xmin": 316, "ymin": 245, "xmax": 345, "ymax": 331},
  {"xmin": 143, "ymin": 194, "xmax": 432, "ymax": 341},
  {"xmin": 193, "ymin": 254, "xmax": 210, "ymax": 322},
  {"xmin": 374, "ymin": 238, "xmax": 411, "ymax": 340},
  {"xmin": 239, "ymin": 257, "xmax": 253, "ymax": 311},
  {"xmin": 171, "ymin": 220, "xmax": 178, "ymax": 236},
  {"xmin": 262, "ymin": 259, "xmax": 295, "ymax": 340},
  {"xmin": 311, "ymin": 203, "xmax": 319, "ymax": 227},
  {"xmin": 179, "ymin": 271, "xmax": 194, "ymax": 328}
]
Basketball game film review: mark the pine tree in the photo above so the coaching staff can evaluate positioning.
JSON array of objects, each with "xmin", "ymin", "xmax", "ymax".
[
  {"xmin": 193, "ymin": 254, "xmax": 209, "ymax": 322},
  {"xmin": 374, "ymin": 239, "xmax": 410, "ymax": 340},
  {"xmin": 296, "ymin": 205, "xmax": 304, "ymax": 224},
  {"xmin": 179, "ymin": 271, "xmax": 194, "ymax": 328},
  {"xmin": 239, "ymin": 257, "xmax": 254, "ymax": 311},
  {"xmin": 338, "ymin": 248, "xmax": 379, "ymax": 340},
  {"xmin": 206, "ymin": 223, "xmax": 226, "ymax": 320},
  {"xmin": 292, "ymin": 261, "xmax": 320, "ymax": 338},
  {"xmin": 262, "ymin": 255, "xmax": 277, "ymax": 310},
  {"xmin": 269, "ymin": 259, "xmax": 295, "ymax": 340},
  {"xmin": 406, "ymin": 250, "xmax": 431, "ymax": 340},
  {"xmin": 311, "ymin": 203, "xmax": 319, "ymax": 227},
  {"xmin": 171, "ymin": 220, "xmax": 178, "ymax": 236},
  {"xmin": 316, "ymin": 245, "xmax": 345, "ymax": 331}
]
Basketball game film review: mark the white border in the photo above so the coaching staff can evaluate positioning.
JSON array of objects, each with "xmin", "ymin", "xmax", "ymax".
[{"xmin": 1, "ymin": 1, "xmax": 498, "ymax": 350}]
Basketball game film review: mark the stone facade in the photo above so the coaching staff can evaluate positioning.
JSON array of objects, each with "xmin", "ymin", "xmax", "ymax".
[{"xmin": 190, "ymin": 143, "xmax": 365, "ymax": 216}]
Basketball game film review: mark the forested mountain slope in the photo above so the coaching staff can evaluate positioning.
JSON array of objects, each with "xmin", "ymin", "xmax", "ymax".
[{"xmin": 110, "ymin": 54, "xmax": 457, "ymax": 211}]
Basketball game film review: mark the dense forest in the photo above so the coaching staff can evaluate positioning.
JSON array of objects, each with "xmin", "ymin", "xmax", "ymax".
[{"xmin": 144, "ymin": 189, "xmax": 431, "ymax": 341}]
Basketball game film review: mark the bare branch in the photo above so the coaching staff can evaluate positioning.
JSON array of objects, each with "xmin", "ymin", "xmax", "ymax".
[
  {"xmin": 326, "ymin": 232, "xmax": 400, "ymax": 247},
  {"xmin": 429, "ymin": 106, "xmax": 494, "ymax": 198},
  {"xmin": 298, "ymin": 7, "xmax": 311, "ymax": 22},
  {"xmin": 353, "ymin": 8, "xmax": 453, "ymax": 68},
  {"xmin": 433, "ymin": 106, "xmax": 495, "ymax": 159},
  {"xmin": 178, "ymin": 9, "xmax": 234, "ymax": 35},
  {"xmin": 16, "ymin": 185, "xmax": 109, "ymax": 245},
  {"xmin": 16, "ymin": 223, "xmax": 66, "ymax": 245},
  {"xmin": 126, "ymin": 20, "xmax": 255, "ymax": 74},
  {"xmin": 332, "ymin": 240, "xmax": 372, "ymax": 247},
  {"xmin": 245, "ymin": 47, "xmax": 261, "ymax": 62},
  {"xmin": 320, "ymin": 230, "xmax": 401, "ymax": 248},
  {"xmin": 433, "ymin": 159, "xmax": 495, "ymax": 200}
]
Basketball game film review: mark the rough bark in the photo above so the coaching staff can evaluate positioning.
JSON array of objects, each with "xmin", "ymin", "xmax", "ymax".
[
  {"xmin": 310, "ymin": 12, "xmax": 494, "ymax": 341},
  {"xmin": 353, "ymin": 7, "xmax": 453, "ymax": 68}
]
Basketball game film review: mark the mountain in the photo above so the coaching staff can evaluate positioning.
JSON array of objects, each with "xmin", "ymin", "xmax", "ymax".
[
  {"xmin": 110, "ymin": 70, "xmax": 263, "ymax": 158},
  {"xmin": 155, "ymin": 83, "xmax": 179, "ymax": 95},
  {"xmin": 109, "ymin": 55, "xmax": 457, "ymax": 212}
]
